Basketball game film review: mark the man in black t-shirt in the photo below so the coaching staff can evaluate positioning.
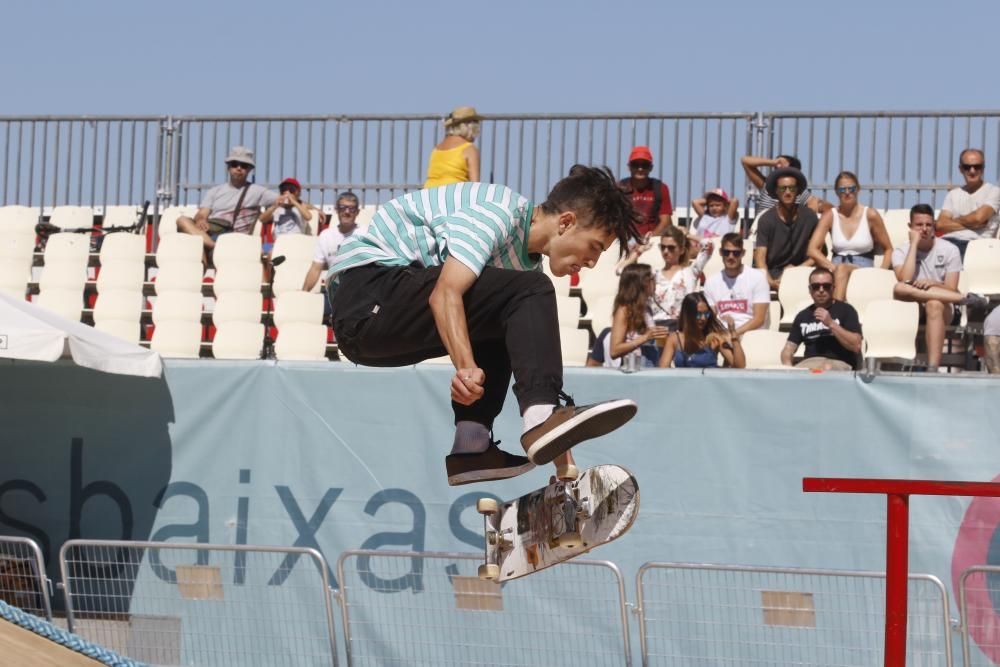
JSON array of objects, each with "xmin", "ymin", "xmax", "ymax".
[
  {"xmin": 781, "ymin": 267, "xmax": 863, "ymax": 370},
  {"xmin": 754, "ymin": 167, "xmax": 819, "ymax": 289}
]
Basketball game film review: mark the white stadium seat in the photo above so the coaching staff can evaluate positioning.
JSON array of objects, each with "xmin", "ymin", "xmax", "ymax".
[
  {"xmin": 39, "ymin": 262, "xmax": 88, "ymax": 292},
  {"xmin": 96, "ymin": 260, "xmax": 145, "ymax": 292},
  {"xmin": 156, "ymin": 205, "xmax": 199, "ymax": 239},
  {"xmin": 963, "ymin": 239, "xmax": 1000, "ymax": 295},
  {"xmin": 93, "ymin": 289, "xmax": 144, "ymax": 324},
  {"xmin": 36, "ymin": 288, "xmax": 83, "ymax": 322},
  {"xmin": 740, "ymin": 329, "xmax": 790, "ymax": 369},
  {"xmin": 863, "ymin": 299, "xmax": 918, "ymax": 367},
  {"xmin": 213, "ymin": 321, "xmax": 264, "ymax": 359},
  {"xmin": 555, "ymin": 295, "xmax": 582, "ymax": 328},
  {"xmin": 150, "ymin": 320, "xmax": 202, "ymax": 358},
  {"xmin": 154, "ymin": 261, "xmax": 203, "ymax": 293},
  {"xmin": 777, "ymin": 266, "xmax": 813, "ymax": 325},
  {"xmin": 212, "ymin": 262, "xmax": 262, "ymax": 294},
  {"xmin": 560, "ymin": 327, "xmax": 591, "ymax": 367},
  {"xmin": 0, "ymin": 205, "xmax": 39, "ymax": 238},
  {"xmin": 213, "ymin": 291, "xmax": 262, "ymax": 325},
  {"xmin": 274, "ymin": 323, "xmax": 327, "ymax": 361},
  {"xmin": 156, "ymin": 233, "xmax": 203, "ymax": 264},
  {"xmin": 274, "ymin": 292, "xmax": 324, "ymax": 327},
  {"xmin": 48, "ymin": 206, "xmax": 94, "ymax": 231},
  {"xmin": 152, "ymin": 290, "xmax": 203, "ymax": 324},
  {"xmin": 845, "ymin": 268, "xmax": 898, "ymax": 324},
  {"xmin": 102, "ymin": 205, "xmax": 143, "ymax": 230},
  {"xmin": 213, "ymin": 234, "xmax": 262, "ymax": 267},
  {"xmin": 99, "ymin": 231, "xmax": 146, "ymax": 262}
]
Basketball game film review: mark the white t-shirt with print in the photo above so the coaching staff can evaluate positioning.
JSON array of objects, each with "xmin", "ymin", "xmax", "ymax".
[
  {"xmin": 940, "ymin": 183, "xmax": 1000, "ymax": 241},
  {"xmin": 315, "ymin": 225, "xmax": 364, "ymax": 267},
  {"xmin": 703, "ymin": 267, "xmax": 770, "ymax": 330},
  {"xmin": 694, "ymin": 213, "xmax": 737, "ymax": 238},
  {"xmin": 891, "ymin": 239, "xmax": 963, "ymax": 283}
]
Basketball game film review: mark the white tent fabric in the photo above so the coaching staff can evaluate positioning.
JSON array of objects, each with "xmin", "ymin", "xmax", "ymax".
[{"xmin": 0, "ymin": 292, "xmax": 162, "ymax": 377}]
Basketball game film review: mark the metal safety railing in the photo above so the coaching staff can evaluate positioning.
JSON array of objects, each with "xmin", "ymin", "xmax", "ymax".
[
  {"xmin": 635, "ymin": 562, "xmax": 953, "ymax": 667},
  {"xmin": 58, "ymin": 539, "xmax": 339, "ymax": 667},
  {"xmin": 0, "ymin": 535, "xmax": 53, "ymax": 622},
  {"xmin": 335, "ymin": 549, "xmax": 631, "ymax": 667},
  {"xmin": 958, "ymin": 565, "xmax": 1000, "ymax": 666},
  {"xmin": 4, "ymin": 110, "xmax": 999, "ymax": 224}
]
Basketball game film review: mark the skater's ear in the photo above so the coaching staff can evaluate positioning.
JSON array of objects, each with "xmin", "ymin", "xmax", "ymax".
[{"xmin": 557, "ymin": 210, "xmax": 578, "ymax": 233}]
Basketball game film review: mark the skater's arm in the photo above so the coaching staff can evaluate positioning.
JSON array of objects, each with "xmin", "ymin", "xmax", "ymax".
[{"xmin": 429, "ymin": 257, "xmax": 485, "ymax": 405}]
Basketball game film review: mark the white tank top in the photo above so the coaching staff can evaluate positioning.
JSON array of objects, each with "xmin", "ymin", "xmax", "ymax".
[{"xmin": 831, "ymin": 206, "xmax": 874, "ymax": 255}]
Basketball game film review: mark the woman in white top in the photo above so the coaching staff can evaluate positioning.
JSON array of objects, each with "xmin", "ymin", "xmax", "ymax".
[
  {"xmin": 807, "ymin": 171, "xmax": 893, "ymax": 301},
  {"xmin": 619, "ymin": 226, "xmax": 712, "ymax": 331}
]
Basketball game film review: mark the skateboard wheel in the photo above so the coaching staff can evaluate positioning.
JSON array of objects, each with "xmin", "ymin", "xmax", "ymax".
[
  {"xmin": 477, "ymin": 498, "xmax": 500, "ymax": 515},
  {"xmin": 555, "ymin": 531, "xmax": 582, "ymax": 549},
  {"xmin": 478, "ymin": 563, "xmax": 501, "ymax": 581},
  {"xmin": 556, "ymin": 463, "xmax": 579, "ymax": 481}
]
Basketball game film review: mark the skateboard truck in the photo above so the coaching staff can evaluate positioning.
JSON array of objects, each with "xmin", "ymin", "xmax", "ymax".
[{"xmin": 477, "ymin": 498, "xmax": 506, "ymax": 580}]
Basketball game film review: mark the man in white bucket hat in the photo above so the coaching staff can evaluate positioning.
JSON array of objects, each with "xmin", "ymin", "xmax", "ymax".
[{"xmin": 176, "ymin": 146, "xmax": 279, "ymax": 251}]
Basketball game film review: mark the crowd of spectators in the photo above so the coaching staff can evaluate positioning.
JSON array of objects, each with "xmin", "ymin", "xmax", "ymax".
[{"xmin": 157, "ymin": 136, "xmax": 998, "ymax": 373}]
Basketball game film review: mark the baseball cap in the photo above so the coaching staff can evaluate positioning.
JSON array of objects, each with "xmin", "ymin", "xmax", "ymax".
[
  {"xmin": 279, "ymin": 177, "xmax": 301, "ymax": 191},
  {"xmin": 704, "ymin": 188, "xmax": 730, "ymax": 203},
  {"xmin": 628, "ymin": 146, "xmax": 653, "ymax": 164}
]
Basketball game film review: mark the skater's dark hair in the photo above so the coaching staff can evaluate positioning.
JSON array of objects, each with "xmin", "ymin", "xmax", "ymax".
[{"xmin": 539, "ymin": 165, "xmax": 641, "ymax": 256}]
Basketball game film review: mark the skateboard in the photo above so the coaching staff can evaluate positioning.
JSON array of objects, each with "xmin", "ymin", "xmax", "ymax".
[{"xmin": 476, "ymin": 464, "xmax": 639, "ymax": 582}]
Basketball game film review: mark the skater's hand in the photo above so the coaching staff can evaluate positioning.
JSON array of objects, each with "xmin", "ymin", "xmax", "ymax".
[{"xmin": 451, "ymin": 367, "xmax": 485, "ymax": 405}]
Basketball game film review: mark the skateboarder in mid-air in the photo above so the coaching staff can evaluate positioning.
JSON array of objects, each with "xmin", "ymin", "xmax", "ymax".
[{"xmin": 328, "ymin": 166, "xmax": 642, "ymax": 485}]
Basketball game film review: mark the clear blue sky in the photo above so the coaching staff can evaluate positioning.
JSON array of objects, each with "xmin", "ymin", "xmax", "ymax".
[{"xmin": 4, "ymin": 0, "xmax": 996, "ymax": 116}]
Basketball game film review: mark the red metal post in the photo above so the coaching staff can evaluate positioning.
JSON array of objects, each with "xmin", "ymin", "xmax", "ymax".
[{"xmin": 884, "ymin": 493, "xmax": 909, "ymax": 667}]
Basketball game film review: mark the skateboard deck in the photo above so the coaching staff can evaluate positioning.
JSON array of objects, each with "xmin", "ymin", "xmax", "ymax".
[{"xmin": 476, "ymin": 464, "xmax": 639, "ymax": 582}]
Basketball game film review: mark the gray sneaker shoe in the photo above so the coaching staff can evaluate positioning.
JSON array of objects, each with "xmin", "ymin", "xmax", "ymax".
[
  {"xmin": 446, "ymin": 441, "xmax": 535, "ymax": 486},
  {"xmin": 961, "ymin": 292, "xmax": 989, "ymax": 309},
  {"xmin": 520, "ymin": 394, "xmax": 638, "ymax": 465}
]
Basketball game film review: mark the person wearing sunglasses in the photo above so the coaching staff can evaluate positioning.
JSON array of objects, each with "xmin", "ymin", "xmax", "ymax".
[
  {"xmin": 741, "ymin": 153, "xmax": 828, "ymax": 214},
  {"xmin": 891, "ymin": 204, "xmax": 987, "ymax": 371},
  {"xmin": 303, "ymin": 192, "xmax": 365, "ymax": 293},
  {"xmin": 618, "ymin": 146, "xmax": 673, "ymax": 238},
  {"xmin": 936, "ymin": 148, "xmax": 1000, "ymax": 260},
  {"xmin": 806, "ymin": 171, "xmax": 893, "ymax": 301},
  {"xmin": 703, "ymin": 233, "xmax": 770, "ymax": 336},
  {"xmin": 754, "ymin": 167, "xmax": 820, "ymax": 289},
  {"xmin": 603, "ymin": 264, "xmax": 670, "ymax": 369},
  {"xmin": 781, "ymin": 267, "xmax": 862, "ymax": 370},
  {"xmin": 176, "ymin": 146, "xmax": 280, "ymax": 254},
  {"xmin": 659, "ymin": 292, "xmax": 745, "ymax": 369}
]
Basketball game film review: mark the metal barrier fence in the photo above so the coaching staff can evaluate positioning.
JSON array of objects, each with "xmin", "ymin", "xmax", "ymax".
[
  {"xmin": 58, "ymin": 539, "xmax": 338, "ymax": 667},
  {"xmin": 958, "ymin": 565, "xmax": 1000, "ymax": 666},
  {"xmin": 635, "ymin": 563, "xmax": 952, "ymax": 667},
  {"xmin": 0, "ymin": 535, "xmax": 52, "ymax": 621},
  {"xmin": 4, "ymin": 110, "xmax": 1000, "ymax": 218},
  {"xmin": 335, "ymin": 549, "xmax": 631, "ymax": 667},
  {"xmin": 763, "ymin": 110, "xmax": 1000, "ymax": 209}
]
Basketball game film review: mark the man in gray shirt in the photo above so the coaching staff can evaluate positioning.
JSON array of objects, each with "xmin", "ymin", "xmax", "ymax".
[{"xmin": 176, "ymin": 146, "xmax": 278, "ymax": 250}]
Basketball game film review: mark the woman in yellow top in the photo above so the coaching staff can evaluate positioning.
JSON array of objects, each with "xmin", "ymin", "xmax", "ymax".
[{"xmin": 424, "ymin": 106, "xmax": 482, "ymax": 188}]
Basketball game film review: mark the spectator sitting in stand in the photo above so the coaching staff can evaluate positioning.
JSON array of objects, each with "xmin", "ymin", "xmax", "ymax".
[
  {"xmin": 303, "ymin": 192, "xmax": 365, "ymax": 294},
  {"xmin": 891, "ymin": 204, "xmax": 987, "ymax": 371},
  {"xmin": 703, "ymin": 233, "xmax": 770, "ymax": 337},
  {"xmin": 781, "ymin": 267, "xmax": 863, "ymax": 371},
  {"xmin": 741, "ymin": 153, "xmax": 826, "ymax": 214},
  {"xmin": 935, "ymin": 148, "xmax": 1000, "ymax": 260},
  {"xmin": 754, "ymin": 167, "xmax": 819, "ymax": 289},
  {"xmin": 618, "ymin": 226, "xmax": 711, "ymax": 332},
  {"xmin": 691, "ymin": 188, "xmax": 739, "ymax": 238},
  {"xmin": 806, "ymin": 171, "xmax": 893, "ymax": 301},
  {"xmin": 619, "ymin": 146, "xmax": 673, "ymax": 239},
  {"xmin": 605, "ymin": 264, "xmax": 670, "ymax": 368},
  {"xmin": 424, "ymin": 106, "xmax": 481, "ymax": 188},
  {"xmin": 176, "ymin": 146, "xmax": 279, "ymax": 253},
  {"xmin": 259, "ymin": 177, "xmax": 315, "ymax": 253},
  {"xmin": 659, "ymin": 292, "xmax": 745, "ymax": 368}
]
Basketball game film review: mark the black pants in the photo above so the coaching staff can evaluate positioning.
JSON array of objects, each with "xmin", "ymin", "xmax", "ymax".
[{"xmin": 331, "ymin": 264, "xmax": 562, "ymax": 427}]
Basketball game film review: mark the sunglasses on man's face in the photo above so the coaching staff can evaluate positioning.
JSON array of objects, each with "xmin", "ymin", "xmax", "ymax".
[
  {"xmin": 809, "ymin": 282, "xmax": 833, "ymax": 292},
  {"xmin": 777, "ymin": 185, "xmax": 798, "ymax": 193},
  {"xmin": 228, "ymin": 162, "xmax": 252, "ymax": 170},
  {"xmin": 337, "ymin": 205, "xmax": 359, "ymax": 213},
  {"xmin": 630, "ymin": 161, "xmax": 652, "ymax": 171},
  {"xmin": 836, "ymin": 185, "xmax": 858, "ymax": 195},
  {"xmin": 660, "ymin": 244, "xmax": 678, "ymax": 252},
  {"xmin": 720, "ymin": 249, "xmax": 743, "ymax": 258},
  {"xmin": 960, "ymin": 162, "xmax": 985, "ymax": 172}
]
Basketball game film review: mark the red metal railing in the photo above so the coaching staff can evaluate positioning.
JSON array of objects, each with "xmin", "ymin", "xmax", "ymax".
[{"xmin": 803, "ymin": 478, "xmax": 1000, "ymax": 667}]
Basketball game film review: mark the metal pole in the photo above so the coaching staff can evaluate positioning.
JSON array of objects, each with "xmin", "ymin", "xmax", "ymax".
[{"xmin": 884, "ymin": 492, "xmax": 909, "ymax": 667}]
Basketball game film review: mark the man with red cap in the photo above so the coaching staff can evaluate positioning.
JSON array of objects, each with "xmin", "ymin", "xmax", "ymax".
[{"xmin": 619, "ymin": 146, "xmax": 673, "ymax": 238}]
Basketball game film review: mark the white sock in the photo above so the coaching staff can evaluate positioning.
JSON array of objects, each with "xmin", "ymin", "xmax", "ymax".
[
  {"xmin": 450, "ymin": 421, "xmax": 491, "ymax": 455},
  {"xmin": 522, "ymin": 404, "xmax": 556, "ymax": 434}
]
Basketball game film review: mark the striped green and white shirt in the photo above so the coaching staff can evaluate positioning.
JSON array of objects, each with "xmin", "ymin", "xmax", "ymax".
[{"xmin": 328, "ymin": 183, "xmax": 540, "ymax": 283}]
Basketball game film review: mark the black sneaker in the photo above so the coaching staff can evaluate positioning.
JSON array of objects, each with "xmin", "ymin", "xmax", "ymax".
[
  {"xmin": 521, "ymin": 393, "xmax": 637, "ymax": 465},
  {"xmin": 446, "ymin": 441, "xmax": 535, "ymax": 486}
]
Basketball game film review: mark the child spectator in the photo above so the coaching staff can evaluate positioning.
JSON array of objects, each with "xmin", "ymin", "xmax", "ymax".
[
  {"xmin": 691, "ymin": 188, "xmax": 739, "ymax": 238},
  {"xmin": 259, "ymin": 178, "xmax": 315, "ymax": 252}
]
